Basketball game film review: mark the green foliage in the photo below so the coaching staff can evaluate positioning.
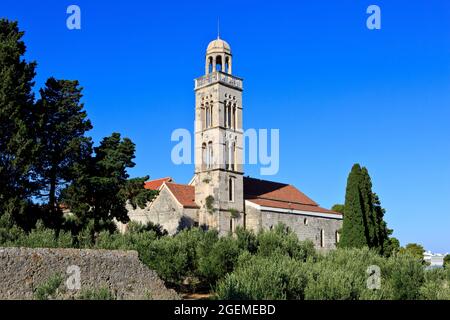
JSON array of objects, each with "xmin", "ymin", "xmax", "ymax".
[
  {"xmin": 387, "ymin": 253, "xmax": 425, "ymax": 299},
  {"xmin": 34, "ymin": 77, "xmax": 92, "ymax": 219},
  {"xmin": 6, "ymin": 220, "xmax": 73, "ymax": 248},
  {"xmin": 126, "ymin": 220, "xmax": 167, "ymax": 238},
  {"xmin": 235, "ymin": 226, "xmax": 258, "ymax": 253},
  {"xmin": 331, "ymin": 204, "xmax": 345, "ymax": 214},
  {"xmin": 216, "ymin": 252, "xmax": 308, "ymax": 300},
  {"xmin": 145, "ymin": 228, "xmax": 205, "ymax": 285},
  {"xmin": 77, "ymin": 287, "xmax": 115, "ymax": 300},
  {"xmin": 228, "ymin": 208, "xmax": 240, "ymax": 219},
  {"xmin": 34, "ymin": 273, "xmax": 63, "ymax": 300},
  {"xmin": 61, "ymin": 133, "xmax": 152, "ymax": 233},
  {"xmin": 205, "ymin": 195, "xmax": 215, "ymax": 214},
  {"xmin": 340, "ymin": 164, "xmax": 392, "ymax": 255},
  {"xmin": 0, "ymin": 19, "xmax": 37, "ymax": 222},
  {"xmin": 420, "ymin": 268, "xmax": 450, "ymax": 300},
  {"xmin": 120, "ymin": 177, "xmax": 158, "ymax": 210},
  {"xmin": 197, "ymin": 236, "xmax": 241, "ymax": 284},
  {"xmin": 257, "ymin": 224, "xmax": 316, "ymax": 261},
  {"xmin": 399, "ymin": 243, "xmax": 425, "ymax": 262},
  {"xmin": 444, "ymin": 255, "xmax": 450, "ymax": 269}
]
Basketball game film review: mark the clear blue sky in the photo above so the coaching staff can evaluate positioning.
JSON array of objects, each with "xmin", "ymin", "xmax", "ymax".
[{"xmin": 2, "ymin": 0, "xmax": 449, "ymax": 252}]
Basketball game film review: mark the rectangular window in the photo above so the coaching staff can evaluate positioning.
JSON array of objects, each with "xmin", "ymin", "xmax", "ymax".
[
  {"xmin": 320, "ymin": 229, "xmax": 325, "ymax": 248},
  {"xmin": 228, "ymin": 178, "xmax": 234, "ymax": 202}
]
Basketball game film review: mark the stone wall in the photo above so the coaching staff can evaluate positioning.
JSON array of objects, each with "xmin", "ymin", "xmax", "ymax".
[
  {"xmin": 245, "ymin": 205, "xmax": 342, "ymax": 251},
  {"xmin": 0, "ymin": 247, "xmax": 179, "ymax": 300},
  {"xmin": 124, "ymin": 187, "xmax": 196, "ymax": 235}
]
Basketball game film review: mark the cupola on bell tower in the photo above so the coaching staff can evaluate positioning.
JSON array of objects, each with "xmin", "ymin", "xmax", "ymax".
[{"xmin": 193, "ymin": 36, "xmax": 244, "ymax": 234}]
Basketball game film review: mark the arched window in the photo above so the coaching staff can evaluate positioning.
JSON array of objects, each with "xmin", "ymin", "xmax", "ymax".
[
  {"xmin": 232, "ymin": 105, "xmax": 236, "ymax": 129},
  {"xmin": 210, "ymin": 105, "xmax": 213, "ymax": 127},
  {"xmin": 227, "ymin": 104, "xmax": 232, "ymax": 128},
  {"xmin": 335, "ymin": 231, "xmax": 340, "ymax": 244},
  {"xmin": 224, "ymin": 141, "xmax": 229, "ymax": 170},
  {"xmin": 228, "ymin": 177, "xmax": 234, "ymax": 201},
  {"xmin": 208, "ymin": 141, "xmax": 213, "ymax": 169},
  {"xmin": 225, "ymin": 56, "xmax": 230, "ymax": 74},
  {"xmin": 205, "ymin": 104, "xmax": 210, "ymax": 128},
  {"xmin": 215, "ymin": 55, "xmax": 222, "ymax": 72},
  {"xmin": 223, "ymin": 101, "xmax": 227, "ymax": 127},
  {"xmin": 320, "ymin": 229, "xmax": 325, "ymax": 248},
  {"xmin": 202, "ymin": 143, "xmax": 207, "ymax": 170},
  {"xmin": 208, "ymin": 56, "xmax": 213, "ymax": 74},
  {"xmin": 230, "ymin": 142, "xmax": 235, "ymax": 171}
]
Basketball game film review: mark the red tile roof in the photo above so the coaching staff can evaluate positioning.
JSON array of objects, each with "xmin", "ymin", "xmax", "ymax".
[
  {"xmin": 165, "ymin": 182, "xmax": 199, "ymax": 209},
  {"xmin": 144, "ymin": 177, "xmax": 173, "ymax": 190},
  {"xmin": 243, "ymin": 177, "xmax": 340, "ymax": 215}
]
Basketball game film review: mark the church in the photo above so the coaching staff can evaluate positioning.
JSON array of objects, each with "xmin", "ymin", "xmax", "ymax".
[{"xmin": 121, "ymin": 37, "xmax": 343, "ymax": 250}]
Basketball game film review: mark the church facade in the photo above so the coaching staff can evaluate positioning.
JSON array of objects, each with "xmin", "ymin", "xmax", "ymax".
[{"xmin": 122, "ymin": 37, "xmax": 342, "ymax": 250}]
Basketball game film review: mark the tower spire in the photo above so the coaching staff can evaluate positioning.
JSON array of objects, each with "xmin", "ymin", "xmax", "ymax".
[{"xmin": 217, "ymin": 17, "xmax": 220, "ymax": 39}]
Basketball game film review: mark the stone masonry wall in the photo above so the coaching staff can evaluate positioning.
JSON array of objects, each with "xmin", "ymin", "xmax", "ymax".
[
  {"xmin": 0, "ymin": 247, "xmax": 179, "ymax": 300},
  {"xmin": 245, "ymin": 205, "xmax": 342, "ymax": 251}
]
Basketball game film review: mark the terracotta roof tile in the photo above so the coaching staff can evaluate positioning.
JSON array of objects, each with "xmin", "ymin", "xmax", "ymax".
[
  {"xmin": 165, "ymin": 182, "xmax": 199, "ymax": 209},
  {"xmin": 144, "ymin": 177, "xmax": 173, "ymax": 190},
  {"xmin": 243, "ymin": 177, "xmax": 340, "ymax": 215}
]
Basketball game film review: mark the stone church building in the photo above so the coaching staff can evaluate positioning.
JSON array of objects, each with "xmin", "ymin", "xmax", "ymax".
[{"xmin": 121, "ymin": 37, "xmax": 342, "ymax": 250}]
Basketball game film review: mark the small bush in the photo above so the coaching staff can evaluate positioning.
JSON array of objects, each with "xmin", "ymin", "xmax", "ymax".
[
  {"xmin": 197, "ymin": 236, "xmax": 241, "ymax": 284},
  {"xmin": 257, "ymin": 224, "xmax": 316, "ymax": 261},
  {"xmin": 34, "ymin": 273, "xmax": 63, "ymax": 300},
  {"xmin": 215, "ymin": 252, "xmax": 308, "ymax": 300},
  {"xmin": 77, "ymin": 287, "xmax": 115, "ymax": 300}
]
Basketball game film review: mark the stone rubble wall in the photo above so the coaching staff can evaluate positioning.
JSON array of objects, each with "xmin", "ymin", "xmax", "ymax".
[{"xmin": 0, "ymin": 247, "xmax": 179, "ymax": 300}]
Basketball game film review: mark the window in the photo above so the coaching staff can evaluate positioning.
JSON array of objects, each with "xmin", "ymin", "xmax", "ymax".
[
  {"xmin": 228, "ymin": 177, "xmax": 234, "ymax": 202},
  {"xmin": 202, "ymin": 143, "xmax": 207, "ymax": 170},
  {"xmin": 232, "ymin": 105, "xmax": 236, "ymax": 129},
  {"xmin": 207, "ymin": 141, "xmax": 213, "ymax": 169},
  {"xmin": 320, "ymin": 229, "xmax": 325, "ymax": 248},
  {"xmin": 227, "ymin": 105, "xmax": 232, "ymax": 128},
  {"xmin": 303, "ymin": 218, "xmax": 308, "ymax": 225},
  {"xmin": 229, "ymin": 218, "xmax": 233, "ymax": 232},
  {"xmin": 224, "ymin": 141, "xmax": 229, "ymax": 170},
  {"xmin": 230, "ymin": 142, "xmax": 235, "ymax": 171},
  {"xmin": 335, "ymin": 231, "xmax": 340, "ymax": 244},
  {"xmin": 205, "ymin": 105, "xmax": 210, "ymax": 128}
]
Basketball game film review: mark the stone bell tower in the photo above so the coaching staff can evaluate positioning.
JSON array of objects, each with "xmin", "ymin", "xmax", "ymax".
[{"xmin": 192, "ymin": 36, "xmax": 244, "ymax": 234}]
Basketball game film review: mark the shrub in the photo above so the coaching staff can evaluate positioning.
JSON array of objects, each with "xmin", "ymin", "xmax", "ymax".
[
  {"xmin": 235, "ymin": 226, "xmax": 258, "ymax": 253},
  {"xmin": 385, "ymin": 253, "xmax": 425, "ymax": 300},
  {"xmin": 304, "ymin": 247, "xmax": 390, "ymax": 300},
  {"xmin": 77, "ymin": 287, "xmax": 115, "ymax": 300},
  {"xmin": 197, "ymin": 236, "xmax": 241, "ymax": 284},
  {"xmin": 145, "ymin": 228, "xmax": 206, "ymax": 285},
  {"xmin": 34, "ymin": 273, "xmax": 63, "ymax": 300},
  {"xmin": 6, "ymin": 221, "xmax": 74, "ymax": 248},
  {"xmin": 420, "ymin": 268, "xmax": 450, "ymax": 300},
  {"xmin": 127, "ymin": 221, "xmax": 167, "ymax": 237},
  {"xmin": 215, "ymin": 252, "xmax": 308, "ymax": 300},
  {"xmin": 257, "ymin": 224, "xmax": 316, "ymax": 261}
]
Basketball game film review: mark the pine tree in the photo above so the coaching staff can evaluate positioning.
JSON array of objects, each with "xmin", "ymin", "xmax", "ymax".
[
  {"xmin": 0, "ymin": 19, "xmax": 37, "ymax": 219},
  {"xmin": 34, "ymin": 77, "xmax": 92, "ymax": 218},
  {"xmin": 61, "ymin": 133, "xmax": 156, "ymax": 234}
]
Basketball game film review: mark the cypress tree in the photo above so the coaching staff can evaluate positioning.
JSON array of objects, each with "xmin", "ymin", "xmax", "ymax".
[
  {"xmin": 339, "ymin": 164, "xmax": 367, "ymax": 248},
  {"xmin": 340, "ymin": 164, "xmax": 391, "ymax": 253}
]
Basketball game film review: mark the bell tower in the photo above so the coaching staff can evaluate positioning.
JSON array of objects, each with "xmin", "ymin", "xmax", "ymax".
[{"xmin": 193, "ymin": 36, "xmax": 244, "ymax": 234}]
